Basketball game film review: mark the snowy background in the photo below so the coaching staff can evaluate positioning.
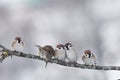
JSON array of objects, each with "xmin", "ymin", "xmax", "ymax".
[{"xmin": 0, "ymin": 0, "xmax": 120, "ymax": 80}]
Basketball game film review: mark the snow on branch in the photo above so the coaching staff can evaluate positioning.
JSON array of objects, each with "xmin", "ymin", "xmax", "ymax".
[{"xmin": 0, "ymin": 44, "xmax": 120, "ymax": 71}]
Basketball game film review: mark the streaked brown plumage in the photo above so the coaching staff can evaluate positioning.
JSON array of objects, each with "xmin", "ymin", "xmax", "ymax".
[{"xmin": 35, "ymin": 45, "xmax": 55, "ymax": 67}]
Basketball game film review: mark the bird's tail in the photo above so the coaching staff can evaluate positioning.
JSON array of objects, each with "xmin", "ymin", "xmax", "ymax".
[
  {"xmin": 45, "ymin": 57, "xmax": 50, "ymax": 68},
  {"xmin": 35, "ymin": 45, "xmax": 41, "ymax": 48},
  {"xmin": 45, "ymin": 61, "xmax": 48, "ymax": 68}
]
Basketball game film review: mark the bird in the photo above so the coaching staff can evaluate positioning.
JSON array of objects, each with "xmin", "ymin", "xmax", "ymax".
[
  {"xmin": 12, "ymin": 36, "xmax": 24, "ymax": 52},
  {"xmin": 82, "ymin": 50, "xmax": 96, "ymax": 65},
  {"xmin": 54, "ymin": 44, "xmax": 66, "ymax": 61},
  {"xmin": 35, "ymin": 45, "xmax": 55, "ymax": 67},
  {"xmin": 65, "ymin": 43, "xmax": 77, "ymax": 63}
]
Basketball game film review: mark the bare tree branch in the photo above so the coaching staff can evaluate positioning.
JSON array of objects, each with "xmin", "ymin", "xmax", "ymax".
[
  {"xmin": 0, "ymin": 44, "xmax": 6, "ymax": 50},
  {"xmin": 0, "ymin": 44, "xmax": 120, "ymax": 71}
]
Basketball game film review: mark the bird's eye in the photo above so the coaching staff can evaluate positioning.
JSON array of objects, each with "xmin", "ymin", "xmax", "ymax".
[
  {"xmin": 85, "ymin": 54, "xmax": 88, "ymax": 57},
  {"xmin": 59, "ymin": 48, "xmax": 61, "ymax": 49},
  {"xmin": 69, "ymin": 45, "xmax": 72, "ymax": 47}
]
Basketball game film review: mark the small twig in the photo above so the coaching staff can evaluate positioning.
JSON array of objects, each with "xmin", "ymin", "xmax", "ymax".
[
  {"xmin": 0, "ymin": 50, "xmax": 11, "ymax": 63},
  {"xmin": 0, "ymin": 44, "xmax": 6, "ymax": 50},
  {"xmin": 0, "ymin": 54, "xmax": 6, "ymax": 63}
]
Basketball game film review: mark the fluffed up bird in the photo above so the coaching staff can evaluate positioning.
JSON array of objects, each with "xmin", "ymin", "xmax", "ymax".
[
  {"xmin": 54, "ymin": 44, "xmax": 66, "ymax": 61},
  {"xmin": 12, "ymin": 36, "xmax": 24, "ymax": 52},
  {"xmin": 65, "ymin": 43, "xmax": 77, "ymax": 63},
  {"xmin": 82, "ymin": 50, "xmax": 96, "ymax": 65},
  {"xmin": 35, "ymin": 45, "xmax": 55, "ymax": 67}
]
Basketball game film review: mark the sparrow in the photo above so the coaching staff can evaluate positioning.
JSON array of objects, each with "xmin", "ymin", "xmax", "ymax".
[
  {"xmin": 35, "ymin": 45, "xmax": 55, "ymax": 67},
  {"xmin": 65, "ymin": 43, "xmax": 77, "ymax": 63},
  {"xmin": 12, "ymin": 36, "xmax": 24, "ymax": 52},
  {"xmin": 54, "ymin": 44, "xmax": 66, "ymax": 61},
  {"xmin": 82, "ymin": 50, "xmax": 96, "ymax": 65}
]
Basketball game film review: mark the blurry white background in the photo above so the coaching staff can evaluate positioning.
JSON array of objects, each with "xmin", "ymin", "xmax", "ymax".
[{"xmin": 0, "ymin": 0, "xmax": 120, "ymax": 80}]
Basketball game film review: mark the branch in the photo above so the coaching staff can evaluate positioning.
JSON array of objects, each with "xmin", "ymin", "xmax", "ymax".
[{"xmin": 0, "ymin": 44, "xmax": 120, "ymax": 71}]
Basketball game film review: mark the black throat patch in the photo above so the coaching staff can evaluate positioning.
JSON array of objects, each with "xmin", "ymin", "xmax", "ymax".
[
  {"xmin": 66, "ymin": 46, "xmax": 70, "ymax": 50},
  {"xmin": 18, "ymin": 39, "xmax": 21, "ymax": 43},
  {"xmin": 88, "ymin": 53, "xmax": 91, "ymax": 58}
]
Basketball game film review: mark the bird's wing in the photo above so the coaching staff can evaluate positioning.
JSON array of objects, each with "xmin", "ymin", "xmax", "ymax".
[
  {"xmin": 92, "ymin": 53, "xmax": 96, "ymax": 60},
  {"xmin": 43, "ymin": 46, "xmax": 55, "ymax": 56},
  {"xmin": 54, "ymin": 49, "xmax": 58, "ymax": 57},
  {"xmin": 82, "ymin": 55, "xmax": 85, "ymax": 61},
  {"xmin": 21, "ymin": 41, "xmax": 24, "ymax": 46},
  {"xmin": 11, "ymin": 41, "xmax": 16, "ymax": 48}
]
